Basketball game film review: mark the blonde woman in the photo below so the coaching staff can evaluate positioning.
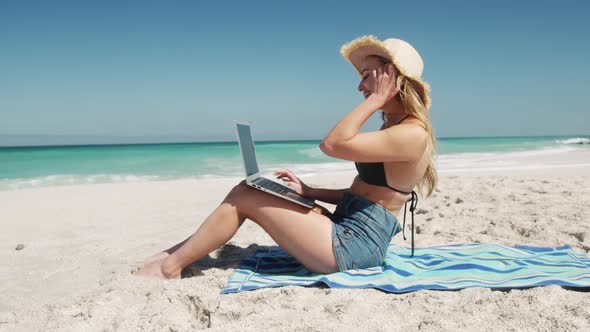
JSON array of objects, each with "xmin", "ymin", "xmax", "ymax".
[{"xmin": 138, "ymin": 35, "xmax": 437, "ymax": 278}]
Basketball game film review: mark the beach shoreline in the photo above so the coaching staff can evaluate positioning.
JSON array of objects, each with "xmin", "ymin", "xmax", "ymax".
[
  {"xmin": 2, "ymin": 136, "xmax": 589, "ymax": 192},
  {"xmin": 1, "ymin": 150, "xmax": 589, "ymax": 331}
]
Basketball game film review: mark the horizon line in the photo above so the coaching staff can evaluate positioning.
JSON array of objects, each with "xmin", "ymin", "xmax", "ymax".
[{"xmin": 1, "ymin": 134, "xmax": 589, "ymax": 149}]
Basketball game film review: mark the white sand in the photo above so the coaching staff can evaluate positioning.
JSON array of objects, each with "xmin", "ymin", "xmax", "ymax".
[{"xmin": 1, "ymin": 149, "xmax": 590, "ymax": 331}]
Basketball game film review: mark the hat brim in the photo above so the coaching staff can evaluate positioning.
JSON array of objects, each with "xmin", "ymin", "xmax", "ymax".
[{"xmin": 340, "ymin": 35, "xmax": 395, "ymax": 76}]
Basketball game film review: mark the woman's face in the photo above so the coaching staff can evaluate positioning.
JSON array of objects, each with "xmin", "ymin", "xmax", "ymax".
[{"xmin": 357, "ymin": 56, "xmax": 390, "ymax": 99}]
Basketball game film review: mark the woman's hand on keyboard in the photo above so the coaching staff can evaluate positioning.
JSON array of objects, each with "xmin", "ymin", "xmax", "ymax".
[{"xmin": 273, "ymin": 169, "xmax": 310, "ymax": 196}]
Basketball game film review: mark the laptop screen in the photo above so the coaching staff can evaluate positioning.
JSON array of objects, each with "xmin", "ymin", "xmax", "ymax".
[{"xmin": 236, "ymin": 123, "xmax": 260, "ymax": 176}]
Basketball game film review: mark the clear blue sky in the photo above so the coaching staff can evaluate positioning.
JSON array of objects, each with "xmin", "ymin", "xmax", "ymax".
[{"xmin": 1, "ymin": 0, "xmax": 589, "ymax": 146}]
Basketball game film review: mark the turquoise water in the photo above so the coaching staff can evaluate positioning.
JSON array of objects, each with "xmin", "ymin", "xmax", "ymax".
[{"xmin": 1, "ymin": 136, "xmax": 588, "ymax": 190}]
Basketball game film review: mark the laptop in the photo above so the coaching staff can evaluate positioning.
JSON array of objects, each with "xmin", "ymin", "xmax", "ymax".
[{"xmin": 234, "ymin": 121, "xmax": 316, "ymax": 208}]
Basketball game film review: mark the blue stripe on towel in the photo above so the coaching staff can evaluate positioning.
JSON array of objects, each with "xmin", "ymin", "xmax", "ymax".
[{"xmin": 220, "ymin": 243, "xmax": 590, "ymax": 294}]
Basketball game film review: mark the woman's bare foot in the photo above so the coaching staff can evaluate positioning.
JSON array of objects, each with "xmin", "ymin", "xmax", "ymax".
[
  {"xmin": 141, "ymin": 237, "xmax": 190, "ymax": 267},
  {"xmin": 142, "ymin": 251, "xmax": 170, "ymax": 266},
  {"xmin": 136, "ymin": 259, "xmax": 181, "ymax": 280}
]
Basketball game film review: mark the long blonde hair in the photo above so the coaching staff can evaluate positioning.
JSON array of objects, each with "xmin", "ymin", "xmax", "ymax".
[{"xmin": 381, "ymin": 68, "xmax": 438, "ymax": 197}]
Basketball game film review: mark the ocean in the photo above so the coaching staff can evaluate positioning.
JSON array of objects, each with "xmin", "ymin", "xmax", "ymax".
[{"xmin": 1, "ymin": 136, "xmax": 589, "ymax": 191}]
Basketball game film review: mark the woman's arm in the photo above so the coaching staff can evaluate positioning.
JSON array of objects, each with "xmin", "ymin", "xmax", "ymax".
[
  {"xmin": 320, "ymin": 65, "xmax": 396, "ymax": 152},
  {"xmin": 304, "ymin": 186, "xmax": 348, "ymax": 205},
  {"xmin": 319, "ymin": 65, "xmax": 427, "ymax": 162}
]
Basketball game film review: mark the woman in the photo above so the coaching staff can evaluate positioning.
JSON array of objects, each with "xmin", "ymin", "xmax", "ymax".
[{"xmin": 137, "ymin": 35, "xmax": 437, "ymax": 278}]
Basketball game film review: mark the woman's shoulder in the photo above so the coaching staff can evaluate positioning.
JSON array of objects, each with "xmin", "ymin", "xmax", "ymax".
[{"xmin": 381, "ymin": 116, "xmax": 427, "ymax": 132}]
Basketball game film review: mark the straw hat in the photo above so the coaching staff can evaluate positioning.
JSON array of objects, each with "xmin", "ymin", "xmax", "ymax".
[{"xmin": 340, "ymin": 35, "xmax": 431, "ymax": 107}]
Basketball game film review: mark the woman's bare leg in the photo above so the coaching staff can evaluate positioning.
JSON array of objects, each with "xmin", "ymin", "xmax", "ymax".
[
  {"xmin": 137, "ymin": 182, "xmax": 338, "ymax": 279},
  {"xmin": 137, "ymin": 187, "xmax": 247, "ymax": 278},
  {"xmin": 142, "ymin": 195, "xmax": 333, "ymax": 267}
]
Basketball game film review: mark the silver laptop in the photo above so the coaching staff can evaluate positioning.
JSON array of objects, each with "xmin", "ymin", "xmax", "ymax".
[{"xmin": 234, "ymin": 121, "xmax": 316, "ymax": 208}]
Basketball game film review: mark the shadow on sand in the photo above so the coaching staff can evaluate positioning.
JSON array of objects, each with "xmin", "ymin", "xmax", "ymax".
[{"xmin": 181, "ymin": 243, "xmax": 280, "ymax": 278}]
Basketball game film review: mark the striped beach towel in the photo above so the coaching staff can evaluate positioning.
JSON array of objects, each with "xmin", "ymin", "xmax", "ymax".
[{"xmin": 221, "ymin": 243, "xmax": 590, "ymax": 294}]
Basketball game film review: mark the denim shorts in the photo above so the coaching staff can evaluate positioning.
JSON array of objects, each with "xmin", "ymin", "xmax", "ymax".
[{"xmin": 331, "ymin": 191, "xmax": 402, "ymax": 271}]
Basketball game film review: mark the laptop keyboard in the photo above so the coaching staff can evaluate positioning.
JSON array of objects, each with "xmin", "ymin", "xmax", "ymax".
[{"xmin": 252, "ymin": 177, "xmax": 293, "ymax": 195}]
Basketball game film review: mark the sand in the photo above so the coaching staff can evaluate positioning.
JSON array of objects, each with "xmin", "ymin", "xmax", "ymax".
[{"xmin": 1, "ymin": 149, "xmax": 590, "ymax": 331}]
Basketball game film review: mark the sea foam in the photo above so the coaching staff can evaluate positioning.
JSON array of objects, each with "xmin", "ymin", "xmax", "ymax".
[{"xmin": 556, "ymin": 137, "xmax": 590, "ymax": 145}]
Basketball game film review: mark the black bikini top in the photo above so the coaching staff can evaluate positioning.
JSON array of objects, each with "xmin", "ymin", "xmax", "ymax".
[
  {"xmin": 354, "ymin": 161, "xmax": 412, "ymax": 195},
  {"xmin": 354, "ymin": 115, "xmax": 419, "ymax": 256}
]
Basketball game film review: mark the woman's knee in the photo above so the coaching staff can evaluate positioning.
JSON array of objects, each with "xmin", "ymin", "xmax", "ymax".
[{"xmin": 225, "ymin": 180, "xmax": 252, "ymax": 201}]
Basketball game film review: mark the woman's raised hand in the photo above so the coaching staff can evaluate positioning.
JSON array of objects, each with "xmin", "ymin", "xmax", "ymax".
[
  {"xmin": 368, "ymin": 63, "xmax": 399, "ymax": 108},
  {"xmin": 273, "ymin": 169, "xmax": 310, "ymax": 196}
]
